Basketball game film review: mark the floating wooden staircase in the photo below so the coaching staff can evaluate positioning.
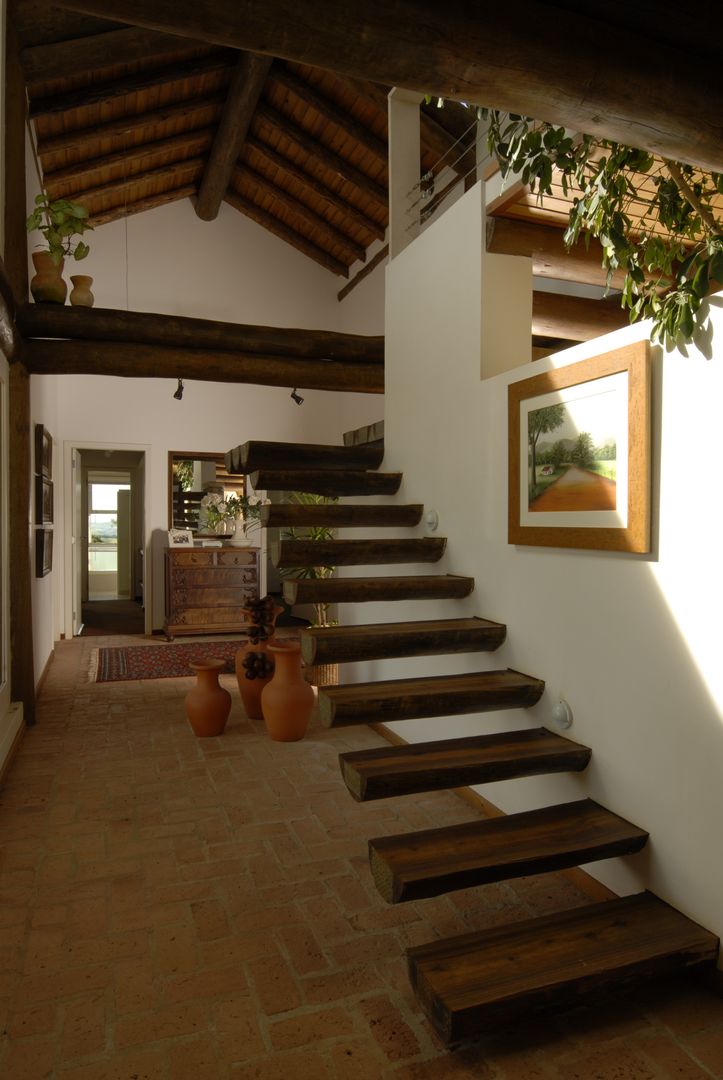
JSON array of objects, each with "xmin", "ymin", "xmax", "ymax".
[{"xmin": 227, "ymin": 437, "xmax": 719, "ymax": 1044}]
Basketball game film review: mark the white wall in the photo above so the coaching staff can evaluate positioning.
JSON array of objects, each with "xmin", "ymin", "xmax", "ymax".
[
  {"xmin": 29, "ymin": 194, "xmax": 386, "ymax": 657},
  {"xmin": 379, "ymin": 182, "xmax": 723, "ymax": 942}
]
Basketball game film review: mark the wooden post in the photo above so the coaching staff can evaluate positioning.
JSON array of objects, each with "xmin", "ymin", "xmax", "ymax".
[{"xmin": 5, "ymin": 6, "xmax": 36, "ymax": 723}]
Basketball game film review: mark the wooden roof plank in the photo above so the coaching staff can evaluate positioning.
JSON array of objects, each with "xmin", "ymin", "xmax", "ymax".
[{"xmin": 42, "ymin": 127, "xmax": 213, "ymax": 186}]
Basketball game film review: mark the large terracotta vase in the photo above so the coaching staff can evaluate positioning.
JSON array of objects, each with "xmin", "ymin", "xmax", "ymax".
[
  {"xmin": 185, "ymin": 659, "xmax": 231, "ymax": 737},
  {"xmin": 235, "ymin": 599, "xmax": 283, "ymax": 720},
  {"xmin": 30, "ymin": 252, "xmax": 67, "ymax": 304},
  {"xmin": 261, "ymin": 642, "xmax": 315, "ymax": 742}
]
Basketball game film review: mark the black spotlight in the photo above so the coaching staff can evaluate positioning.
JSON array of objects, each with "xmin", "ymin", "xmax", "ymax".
[
  {"xmin": 173, "ymin": 378, "xmax": 184, "ymax": 400},
  {"xmin": 290, "ymin": 388, "xmax": 304, "ymax": 405}
]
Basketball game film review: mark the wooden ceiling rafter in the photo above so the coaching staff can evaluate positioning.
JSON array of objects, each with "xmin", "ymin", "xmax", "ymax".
[
  {"xmin": 90, "ymin": 184, "xmax": 197, "ymax": 225},
  {"xmin": 20, "ymin": 25, "xmax": 197, "ymax": 84}
]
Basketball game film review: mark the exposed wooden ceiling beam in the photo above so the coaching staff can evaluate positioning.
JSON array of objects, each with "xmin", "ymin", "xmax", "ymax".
[
  {"xmin": 340, "ymin": 74, "xmax": 468, "ymax": 178},
  {"xmin": 28, "ymin": 52, "xmax": 232, "ymax": 119},
  {"xmin": 21, "ymin": 26, "xmax": 194, "ymax": 83},
  {"xmin": 256, "ymin": 102, "xmax": 387, "ymax": 208},
  {"xmin": 487, "ymin": 217, "xmax": 626, "ymax": 289},
  {"xmin": 23, "ymin": 339, "xmax": 383, "ymax": 393},
  {"xmin": 225, "ymin": 191, "xmax": 349, "ymax": 277},
  {"xmin": 234, "ymin": 165, "xmax": 367, "ymax": 264},
  {"xmin": 17, "ymin": 304, "xmax": 384, "ymax": 361},
  {"xmin": 246, "ymin": 135, "xmax": 384, "ymax": 241},
  {"xmin": 270, "ymin": 65, "xmax": 388, "ymax": 165},
  {"xmin": 43, "ymin": 128, "xmax": 213, "ymax": 187},
  {"xmin": 532, "ymin": 291, "xmax": 628, "ymax": 341},
  {"xmin": 196, "ymin": 52, "xmax": 272, "ymax": 221},
  {"xmin": 63, "ymin": 156, "xmax": 204, "ymax": 204},
  {"xmin": 36, "ymin": 95, "xmax": 224, "ymax": 157},
  {"xmin": 52, "ymin": 0, "xmax": 723, "ymax": 172},
  {"xmin": 89, "ymin": 185, "xmax": 197, "ymax": 225},
  {"xmin": 337, "ymin": 243, "xmax": 388, "ymax": 302}
]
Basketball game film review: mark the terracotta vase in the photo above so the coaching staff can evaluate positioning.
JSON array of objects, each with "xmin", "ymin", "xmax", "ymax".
[
  {"xmin": 261, "ymin": 642, "xmax": 315, "ymax": 742},
  {"xmin": 235, "ymin": 601, "xmax": 283, "ymax": 720},
  {"xmin": 185, "ymin": 659, "xmax": 231, "ymax": 737},
  {"xmin": 69, "ymin": 274, "xmax": 94, "ymax": 307},
  {"xmin": 30, "ymin": 252, "xmax": 67, "ymax": 304}
]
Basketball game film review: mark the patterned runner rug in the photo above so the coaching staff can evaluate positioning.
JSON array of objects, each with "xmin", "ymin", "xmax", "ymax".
[{"xmin": 89, "ymin": 640, "xmax": 243, "ymax": 683}]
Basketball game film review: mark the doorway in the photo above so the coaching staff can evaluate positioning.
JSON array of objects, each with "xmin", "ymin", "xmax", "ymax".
[{"xmin": 64, "ymin": 444, "xmax": 151, "ymax": 637}]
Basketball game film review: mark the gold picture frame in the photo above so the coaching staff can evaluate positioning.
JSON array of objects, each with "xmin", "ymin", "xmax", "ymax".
[{"xmin": 508, "ymin": 341, "xmax": 651, "ymax": 553}]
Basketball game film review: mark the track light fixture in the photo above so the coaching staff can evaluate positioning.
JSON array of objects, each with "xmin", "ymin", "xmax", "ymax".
[
  {"xmin": 173, "ymin": 378, "xmax": 184, "ymax": 401},
  {"xmin": 290, "ymin": 388, "xmax": 304, "ymax": 405}
]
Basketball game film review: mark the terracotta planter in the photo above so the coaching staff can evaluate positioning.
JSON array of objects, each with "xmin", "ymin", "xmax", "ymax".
[
  {"xmin": 30, "ymin": 252, "xmax": 67, "ymax": 304},
  {"xmin": 185, "ymin": 659, "xmax": 231, "ymax": 737},
  {"xmin": 235, "ymin": 599, "xmax": 283, "ymax": 720},
  {"xmin": 261, "ymin": 642, "xmax": 315, "ymax": 742},
  {"xmin": 69, "ymin": 274, "xmax": 94, "ymax": 307}
]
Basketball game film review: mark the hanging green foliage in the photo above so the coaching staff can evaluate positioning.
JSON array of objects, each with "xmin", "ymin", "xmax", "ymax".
[{"xmin": 476, "ymin": 109, "xmax": 723, "ymax": 348}]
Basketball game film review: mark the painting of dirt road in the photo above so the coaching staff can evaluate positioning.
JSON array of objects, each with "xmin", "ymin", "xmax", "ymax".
[{"xmin": 530, "ymin": 465, "xmax": 616, "ymax": 511}]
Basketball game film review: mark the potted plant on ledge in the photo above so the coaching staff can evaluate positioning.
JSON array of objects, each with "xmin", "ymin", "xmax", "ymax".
[{"xmin": 26, "ymin": 194, "xmax": 93, "ymax": 305}]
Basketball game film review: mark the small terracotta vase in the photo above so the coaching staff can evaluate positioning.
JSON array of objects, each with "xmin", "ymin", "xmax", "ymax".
[
  {"xmin": 185, "ymin": 659, "xmax": 231, "ymax": 737},
  {"xmin": 69, "ymin": 274, "xmax": 94, "ymax": 307},
  {"xmin": 30, "ymin": 252, "xmax": 67, "ymax": 304},
  {"xmin": 261, "ymin": 642, "xmax": 315, "ymax": 742},
  {"xmin": 235, "ymin": 601, "xmax": 284, "ymax": 720}
]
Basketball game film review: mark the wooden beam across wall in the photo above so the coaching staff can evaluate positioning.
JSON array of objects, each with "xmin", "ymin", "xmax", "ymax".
[
  {"xmin": 22, "ymin": 339, "xmax": 384, "ymax": 393},
  {"xmin": 17, "ymin": 304, "xmax": 384, "ymax": 362},
  {"xmin": 532, "ymin": 291, "xmax": 628, "ymax": 342},
  {"xmin": 50, "ymin": 0, "xmax": 723, "ymax": 172},
  {"xmin": 196, "ymin": 51, "xmax": 272, "ymax": 221},
  {"xmin": 487, "ymin": 217, "xmax": 626, "ymax": 290},
  {"xmin": 21, "ymin": 26, "xmax": 195, "ymax": 84}
]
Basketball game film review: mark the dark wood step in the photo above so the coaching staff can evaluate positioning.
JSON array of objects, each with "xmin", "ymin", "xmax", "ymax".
[
  {"xmin": 261, "ymin": 503, "xmax": 423, "ymax": 529},
  {"xmin": 318, "ymin": 668, "xmax": 544, "ymax": 728},
  {"xmin": 250, "ymin": 468, "xmax": 402, "ymax": 496},
  {"xmin": 339, "ymin": 726, "xmax": 591, "ymax": 801},
  {"xmin": 302, "ymin": 617, "xmax": 506, "ymax": 665},
  {"xmin": 408, "ymin": 892, "xmax": 719, "ymax": 1045},
  {"xmin": 227, "ymin": 439, "xmax": 385, "ymax": 473},
  {"xmin": 284, "ymin": 574, "xmax": 475, "ymax": 606},
  {"xmin": 368, "ymin": 798, "xmax": 648, "ymax": 904},
  {"xmin": 271, "ymin": 537, "xmax": 446, "ymax": 568}
]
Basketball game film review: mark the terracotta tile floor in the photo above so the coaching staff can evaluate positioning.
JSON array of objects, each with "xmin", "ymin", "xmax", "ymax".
[{"xmin": 0, "ymin": 634, "xmax": 721, "ymax": 1079}]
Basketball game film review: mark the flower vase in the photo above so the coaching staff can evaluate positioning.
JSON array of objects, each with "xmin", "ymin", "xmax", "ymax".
[
  {"xmin": 229, "ymin": 516, "xmax": 252, "ymax": 547},
  {"xmin": 235, "ymin": 600, "xmax": 284, "ymax": 720},
  {"xmin": 69, "ymin": 274, "xmax": 94, "ymax": 307},
  {"xmin": 261, "ymin": 642, "xmax": 315, "ymax": 742},
  {"xmin": 30, "ymin": 252, "xmax": 67, "ymax": 304},
  {"xmin": 185, "ymin": 660, "xmax": 231, "ymax": 737}
]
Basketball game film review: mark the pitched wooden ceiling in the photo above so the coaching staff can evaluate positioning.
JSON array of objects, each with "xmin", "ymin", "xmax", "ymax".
[{"xmin": 16, "ymin": 0, "xmax": 475, "ymax": 278}]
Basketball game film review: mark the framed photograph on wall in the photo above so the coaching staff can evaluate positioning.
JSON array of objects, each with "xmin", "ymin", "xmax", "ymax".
[
  {"xmin": 35, "ymin": 424, "xmax": 52, "ymax": 478},
  {"xmin": 508, "ymin": 341, "xmax": 651, "ymax": 553},
  {"xmin": 36, "ymin": 528, "xmax": 53, "ymax": 577},
  {"xmin": 35, "ymin": 476, "xmax": 54, "ymax": 525},
  {"xmin": 168, "ymin": 528, "xmax": 194, "ymax": 548}
]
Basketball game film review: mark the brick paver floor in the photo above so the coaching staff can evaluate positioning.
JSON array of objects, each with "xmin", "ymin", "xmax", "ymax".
[{"xmin": 0, "ymin": 634, "xmax": 721, "ymax": 1078}]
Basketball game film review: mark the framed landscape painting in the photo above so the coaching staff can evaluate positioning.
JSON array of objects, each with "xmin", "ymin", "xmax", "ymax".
[{"xmin": 508, "ymin": 342, "xmax": 651, "ymax": 552}]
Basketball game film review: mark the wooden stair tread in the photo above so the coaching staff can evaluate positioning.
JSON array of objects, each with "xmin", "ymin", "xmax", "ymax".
[
  {"xmin": 339, "ymin": 726, "xmax": 590, "ymax": 801},
  {"xmin": 261, "ymin": 503, "xmax": 423, "ymax": 528},
  {"xmin": 301, "ymin": 616, "xmax": 506, "ymax": 664},
  {"xmin": 227, "ymin": 439, "xmax": 385, "ymax": 473},
  {"xmin": 408, "ymin": 892, "xmax": 719, "ymax": 1044},
  {"xmin": 249, "ymin": 468, "xmax": 401, "ymax": 496},
  {"xmin": 368, "ymin": 798, "xmax": 648, "ymax": 904},
  {"xmin": 318, "ymin": 668, "xmax": 544, "ymax": 728},
  {"xmin": 284, "ymin": 574, "xmax": 475, "ymax": 606},
  {"xmin": 271, "ymin": 536, "xmax": 446, "ymax": 567}
]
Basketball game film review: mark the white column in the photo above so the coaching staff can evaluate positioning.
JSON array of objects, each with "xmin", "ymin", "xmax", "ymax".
[{"xmin": 388, "ymin": 87, "xmax": 424, "ymax": 259}]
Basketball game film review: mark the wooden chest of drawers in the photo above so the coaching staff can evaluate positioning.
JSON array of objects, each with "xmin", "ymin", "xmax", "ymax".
[{"xmin": 164, "ymin": 546, "xmax": 259, "ymax": 639}]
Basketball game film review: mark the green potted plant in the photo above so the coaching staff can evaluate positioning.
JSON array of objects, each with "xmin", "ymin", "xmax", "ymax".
[{"xmin": 26, "ymin": 194, "xmax": 93, "ymax": 304}]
